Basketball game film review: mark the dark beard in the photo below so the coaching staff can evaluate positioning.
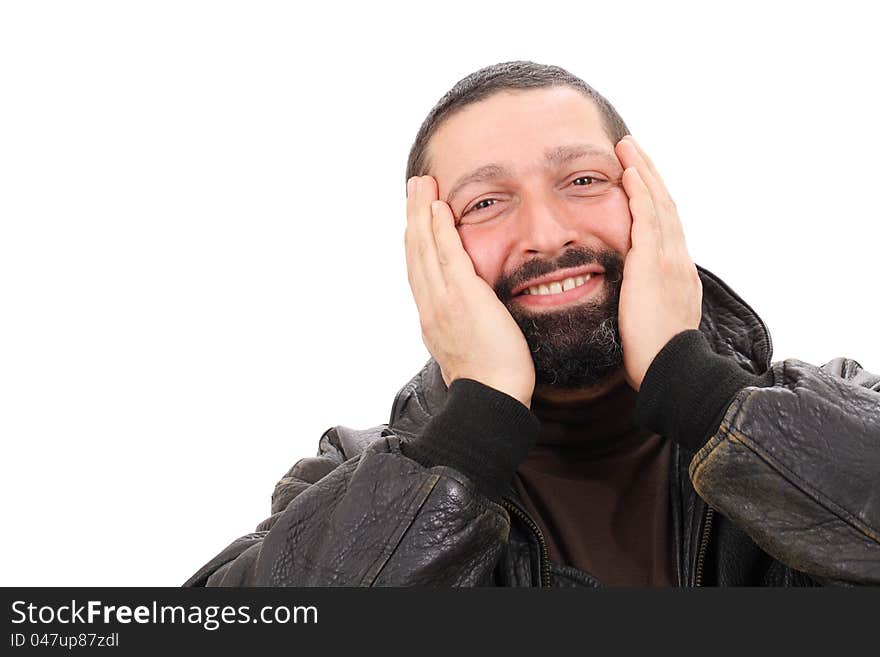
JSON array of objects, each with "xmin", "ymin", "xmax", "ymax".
[{"xmin": 493, "ymin": 247, "xmax": 624, "ymax": 389}]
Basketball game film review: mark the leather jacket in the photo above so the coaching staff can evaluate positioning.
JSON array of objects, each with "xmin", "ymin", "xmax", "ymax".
[{"xmin": 184, "ymin": 266, "xmax": 880, "ymax": 587}]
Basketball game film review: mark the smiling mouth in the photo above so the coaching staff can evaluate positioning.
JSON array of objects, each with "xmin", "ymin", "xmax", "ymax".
[
  {"xmin": 514, "ymin": 272, "xmax": 604, "ymax": 308},
  {"xmin": 520, "ymin": 273, "xmax": 595, "ymax": 296}
]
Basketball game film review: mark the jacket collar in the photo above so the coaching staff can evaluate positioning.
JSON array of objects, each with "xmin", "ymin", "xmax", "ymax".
[{"xmin": 388, "ymin": 264, "xmax": 773, "ymax": 437}]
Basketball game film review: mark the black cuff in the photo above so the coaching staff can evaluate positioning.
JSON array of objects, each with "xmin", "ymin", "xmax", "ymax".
[
  {"xmin": 400, "ymin": 378, "xmax": 540, "ymax": 503},
  {"xmin": 635, "ymin": 330, "xmax": 772, "ymax": 451}
]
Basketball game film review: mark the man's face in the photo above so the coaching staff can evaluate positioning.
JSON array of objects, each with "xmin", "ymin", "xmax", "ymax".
[{"xmin": 425, "ymin": 86, "xmax": 633, "ymax": 389}]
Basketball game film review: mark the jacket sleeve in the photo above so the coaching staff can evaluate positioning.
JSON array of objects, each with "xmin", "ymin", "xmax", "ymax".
[
  {"xmin": 183, "ymin": 381, "xmax": 539, "ymax": 586},
  {"xmin": 636, "ymin": 329, "xmax": 880, "ymax": 585}
]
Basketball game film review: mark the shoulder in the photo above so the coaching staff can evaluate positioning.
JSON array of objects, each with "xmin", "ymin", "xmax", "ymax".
[
  {"xmin": 269, "ymin": 423, "xmax": 392, "ymax": 517},
  {"xmin": 818, "ymin": 357, "xmax": 880, "ymax": 391}
]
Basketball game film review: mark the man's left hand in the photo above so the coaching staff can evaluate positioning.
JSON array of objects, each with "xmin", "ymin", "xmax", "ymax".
[{"xmin": 615, "ymin": 135, "xmax": 703, "ymax": 391}]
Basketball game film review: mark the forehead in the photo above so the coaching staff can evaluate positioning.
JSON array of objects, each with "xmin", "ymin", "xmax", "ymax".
[{"xmin": 427, "ymin": 86, "xmax": 613, "ymax": 193}]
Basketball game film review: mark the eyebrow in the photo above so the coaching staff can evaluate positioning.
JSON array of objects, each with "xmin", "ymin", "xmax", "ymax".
[{"xmin": 445, "ymin": 142, "xmax": 622, "ymax": 206}]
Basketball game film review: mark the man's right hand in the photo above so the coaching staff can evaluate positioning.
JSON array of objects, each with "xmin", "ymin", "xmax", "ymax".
[{"xmin": 404, "ymin": 175, "xmax": 536, "ymax": 409}]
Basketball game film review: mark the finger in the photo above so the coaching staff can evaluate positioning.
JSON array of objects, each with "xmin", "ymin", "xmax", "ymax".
[
  {"xmin": 622, "ymin": 136, "xmax": 672, "ymax": 200},
  {"xmin": 404, "ymin": 223, "xmax": 430, "ymax": 314},
  {"xmin": 615, "ymin": 138, "xmax": 669, "ymax": 207},
  {"xmin": 621, "ymin": 166, "xmax": 662, "ymax": 251},
  {"xmin": 404, "ymin": 183, "xmax": 444, "ymax": 325},
  {"xmin": 625, "ymin": 137, "xmax": 691, "ymax": 250},
  {"xmin": 405, "ymin": 176, "xmax": 446, "ymax": 294},
  {"xmin": 404, "ymin": 178, "xmax": 429, "ymax": 301},
  {"xmin": 431, "ymin": 199, "xmax": 477, "ymax": 283},
  {"xmin": 616, "ymin": 137, "xmax": 688, "ymax": 251}
]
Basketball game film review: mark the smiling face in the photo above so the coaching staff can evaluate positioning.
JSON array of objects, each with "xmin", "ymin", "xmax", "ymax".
[{"xmin": 425, "ymin": 85, "xmax": 633, "ymax": 390}]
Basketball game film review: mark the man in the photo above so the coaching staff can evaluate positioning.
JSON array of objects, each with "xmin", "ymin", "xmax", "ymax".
[{"xmin": 185, "ymin": 61, "xmax": 880, "ymax": 587}]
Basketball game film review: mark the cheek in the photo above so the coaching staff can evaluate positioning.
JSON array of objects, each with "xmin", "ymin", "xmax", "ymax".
[
  {"xmin": 580, "ymin": 189, "xmax": 633, "ymax": 254},
  {"xmin": 457, "ymin": 226, "xmax": 512, "ymax": 284}
]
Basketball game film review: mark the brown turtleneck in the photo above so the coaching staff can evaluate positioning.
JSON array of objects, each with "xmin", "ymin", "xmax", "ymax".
[
  {"xmin": 513, "ymin": 380, "xmax": 675, "ymax": 586},
  {"xmin": 402, "ymin": 330, "xmax": 769, "ymax": 587}
]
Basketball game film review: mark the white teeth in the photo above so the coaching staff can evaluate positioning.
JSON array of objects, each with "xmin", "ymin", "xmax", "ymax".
[{"xmin": 525, "ymin": 272, "xmax": 594, "ymax": 296}]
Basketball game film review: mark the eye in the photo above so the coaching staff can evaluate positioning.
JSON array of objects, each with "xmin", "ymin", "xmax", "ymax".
[
  {"xmin": 463, "ymin": 198, "xmax": 498, "ymax": 215},
  {"xmin": 455, "ymin": 196, "xmax": 506, "ymax": 227},
  {"xmin": 567, "ymin": 174, "xmax": 614, "ymax": 197}
]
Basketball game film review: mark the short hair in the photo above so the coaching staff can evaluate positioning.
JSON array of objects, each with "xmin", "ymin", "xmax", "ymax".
[{"xmin": 405, "ymin": 60, "xmax": 630, "ymax": 182}]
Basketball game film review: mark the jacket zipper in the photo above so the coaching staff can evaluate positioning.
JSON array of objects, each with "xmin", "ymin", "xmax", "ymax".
[
  {"xmin": 694, "ymin": 505, "xmax": 715, "ymax": 587},
  {"xmin": 501, "ymin": 497, "xmax": 551, "ymax": 588}
]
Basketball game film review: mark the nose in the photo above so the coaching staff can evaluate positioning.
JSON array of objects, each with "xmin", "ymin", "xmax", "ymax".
[{"xmin": 516, "ymin": 195, "xmax": 580, "ymax": 258}]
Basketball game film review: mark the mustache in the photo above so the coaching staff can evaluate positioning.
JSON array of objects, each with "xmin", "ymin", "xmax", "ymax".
[{"xmin": 493, "ymin": 247, "xmax": 624, "ymax": 302}]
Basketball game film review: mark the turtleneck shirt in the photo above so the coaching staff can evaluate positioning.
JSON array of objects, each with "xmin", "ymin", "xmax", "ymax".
[
  {"xmin": 401, "ymin": 330, "xmax": 770, "ymax": 587},
  {"xmin": 514, "ymin": 381, "xmax": 674, "ymax": 586}
]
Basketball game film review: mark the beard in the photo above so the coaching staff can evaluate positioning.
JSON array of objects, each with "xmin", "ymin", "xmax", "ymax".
[{"xmin": 493, "ymin": 247, "xmax": 624, "ymax": 390}]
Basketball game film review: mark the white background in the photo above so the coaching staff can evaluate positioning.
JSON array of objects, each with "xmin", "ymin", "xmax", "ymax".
[{"xmin": 1, "ymin": 1, "xmax": 878, "ymax": 586}]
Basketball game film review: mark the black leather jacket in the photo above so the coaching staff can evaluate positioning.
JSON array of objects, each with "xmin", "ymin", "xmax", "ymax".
[{"xmin": 184, "ymin": 266, "xmax": 880, "ymax": 587}]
